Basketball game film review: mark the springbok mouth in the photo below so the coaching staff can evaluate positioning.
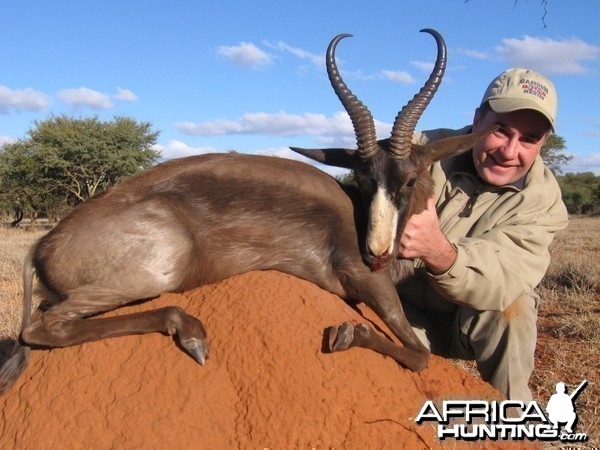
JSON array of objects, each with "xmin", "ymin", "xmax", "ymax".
[
  {"xmin": 368, "ymin": 253, "xmax": 392, "ymax": 272},
  {"xmin": 370, "ymin": 261, "xmax": 386, "ymax": 272}
]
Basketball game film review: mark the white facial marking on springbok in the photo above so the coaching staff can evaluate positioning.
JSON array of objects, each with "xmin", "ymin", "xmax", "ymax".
[{"xmin": 367, "ymin": 187, "xmax": 399, "ymax": 258}]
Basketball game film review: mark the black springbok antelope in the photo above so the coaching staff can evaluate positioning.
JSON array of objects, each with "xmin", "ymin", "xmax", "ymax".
[{"xmin": 0, "ymin": 29, "xmax": 494, "ymax": 394}]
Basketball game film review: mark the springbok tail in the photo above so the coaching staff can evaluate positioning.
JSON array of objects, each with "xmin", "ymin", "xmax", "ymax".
[
  {"xmin": 0, "ymin": 248, "xmax": 36, "ymax": 395},
  {"xmin": 0, "ymin": 343, "xmax": 31, "ymax": 395}
]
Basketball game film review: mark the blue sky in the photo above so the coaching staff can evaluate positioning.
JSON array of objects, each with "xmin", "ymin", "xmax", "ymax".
[{"xmin": 2, "ymin": 0, "xmax": 599, "ymax": 176}]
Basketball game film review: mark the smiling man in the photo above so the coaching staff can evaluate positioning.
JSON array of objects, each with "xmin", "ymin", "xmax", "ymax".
[{"xmin": 398, "ymin": 68, "xmax": 568, "ymax": 401}]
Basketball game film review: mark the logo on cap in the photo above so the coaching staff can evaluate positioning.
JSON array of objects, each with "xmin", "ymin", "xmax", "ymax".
[{"xmin": 519, "ymin": 78, "xmax": 549, "ymax": 101}]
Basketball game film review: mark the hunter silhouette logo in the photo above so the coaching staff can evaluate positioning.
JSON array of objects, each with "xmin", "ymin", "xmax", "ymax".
[{"xmin": 546, "ymin": 380, "xmax": 587, "ymax": 435}]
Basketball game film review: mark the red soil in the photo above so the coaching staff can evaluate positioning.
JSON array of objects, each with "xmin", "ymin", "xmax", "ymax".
[{"xmin": 1, "ymin": 271, "xmax": 527, "ymax": 448}]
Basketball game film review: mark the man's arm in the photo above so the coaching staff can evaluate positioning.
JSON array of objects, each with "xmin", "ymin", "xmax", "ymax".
[{"xmin": 399, "ymin": 193, "xmax": 568, "ymax": 311}]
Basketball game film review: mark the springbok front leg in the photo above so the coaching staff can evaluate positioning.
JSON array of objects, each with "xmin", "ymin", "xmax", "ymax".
[
  {"xmin": 327, "ymin": 321, "xmax": 428, "ymax": 372},
  {"xmin": 21, "ymin": 303, "xmax": 209, "ymax": 364},
  {"xmin": 328, "ymin": 269, "xmax": 429, "ymax": 372}
]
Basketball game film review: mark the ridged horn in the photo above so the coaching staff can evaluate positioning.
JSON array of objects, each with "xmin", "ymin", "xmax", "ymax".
[
  {"xmin": 388, "ymin": 28, "xmax": 447, "ymax": 160},
  {"xmin": 327, "ymin": 34, "xmax": 379, "ymax": 160}
]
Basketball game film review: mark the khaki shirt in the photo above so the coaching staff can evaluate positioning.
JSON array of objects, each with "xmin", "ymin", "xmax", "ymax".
[{"xmin": 401, "ymin": 126, "xmax": 569, "ymax": 313}]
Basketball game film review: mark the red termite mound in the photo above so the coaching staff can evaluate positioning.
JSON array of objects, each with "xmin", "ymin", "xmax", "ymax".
[{"xmin": 1, "ymin": 271, "xmax": 522, "ymax": 448}]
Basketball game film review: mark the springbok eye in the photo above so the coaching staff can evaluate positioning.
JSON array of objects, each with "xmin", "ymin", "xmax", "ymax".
[{"xmin": 406, "ymin": 178, "xmax": 417, "ymax": 188}]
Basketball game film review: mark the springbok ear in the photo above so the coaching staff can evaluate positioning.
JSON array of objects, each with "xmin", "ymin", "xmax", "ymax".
[
  {"xmin": 289, "ymin": 147, "xmax": 360, "ymax": 169},
  {"xmin": 417, "ymin": 125, "xmax": 499, "ymax": 164}
]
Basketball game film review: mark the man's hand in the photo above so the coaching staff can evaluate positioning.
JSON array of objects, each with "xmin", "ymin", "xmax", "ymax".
[{"xmin": 398, "ymin": 196, "xmax": 457, "ymax": 275}]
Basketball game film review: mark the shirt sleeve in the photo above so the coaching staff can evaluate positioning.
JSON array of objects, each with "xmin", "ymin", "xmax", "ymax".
[{"xmin": 427, "ymin": 173, "xmax": 568, "ymax": 311}]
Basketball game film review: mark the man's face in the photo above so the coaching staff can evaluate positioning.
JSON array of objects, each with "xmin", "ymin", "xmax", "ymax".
[{"xmin": 472, "ymin": 108, "xmax": 550, "ymax": 186}]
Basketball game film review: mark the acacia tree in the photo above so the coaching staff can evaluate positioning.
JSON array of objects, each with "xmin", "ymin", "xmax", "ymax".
[
  {"xmin": 30, "ymin": 115, "xmax": 160, "ymax": 201},
  {"xmin": 0, "ymin": 140, "xmax": 60, "ymax": 223},
  {"xmin": 541, "ymin": 134, "xmax": 572, "ymax": 175},
  {"xmin": 0, "ymin": 115, "xmax": 160, "ymax": 224}
]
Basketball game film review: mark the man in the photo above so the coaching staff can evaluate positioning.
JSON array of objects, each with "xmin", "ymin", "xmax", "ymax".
[{"xmin": 398, "ymin": 68, "xmax": 568, "ymax": 401}]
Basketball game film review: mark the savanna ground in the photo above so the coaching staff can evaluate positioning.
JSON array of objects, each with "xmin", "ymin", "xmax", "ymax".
[{"xmin": 1, "ymin": 216, "xmax": 598, "ymax": 448}]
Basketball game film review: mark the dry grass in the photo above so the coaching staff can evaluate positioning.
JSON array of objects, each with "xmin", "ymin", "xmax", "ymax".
[
  {"xmin": 0, "ymin": 226, "xmax": 46, "ymax": 342},
  {"xmin": 1, "ymin": 218, "xmax": 598, "ymax": 446},
  {"xmin": 533, "ymin": 216, "xmax": 599, "ymax": 447}
]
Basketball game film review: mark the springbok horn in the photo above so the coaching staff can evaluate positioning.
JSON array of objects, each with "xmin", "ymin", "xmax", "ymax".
[
  {"xmin": 327, "ymin": 34, "xmax": 379, "ymax": 160},
  {"xmin": 389, "ymin": 29, "xmax": 447, "ymax": 160}
]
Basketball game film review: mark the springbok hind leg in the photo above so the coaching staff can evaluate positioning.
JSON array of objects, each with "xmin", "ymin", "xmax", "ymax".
[{"xmin": 21, "ymin": 306, "xmax": 210, "ymax": 365}]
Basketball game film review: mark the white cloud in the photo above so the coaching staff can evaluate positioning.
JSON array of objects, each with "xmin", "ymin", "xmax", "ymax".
[
  {"xmin": 0, "ymin": 135, "xmax": 16, "ymax": 146},
  {"xmin": 217, "ymin": 42, "xmax": 272, "ymax": 70},
  {"xmin": 264, "ymin": 39, "xmax": 424, "ymax": 84},
  {"xmin": 564, "ymin": 152, "xmax": 600, "ymax": 174},
  {"xmin": 495, "ymin": 36, "xmax": 600, "ymax": 75},
  {"xmin": 343, "ymin": 68, "xmax": 418, "ymax": 85},
  {"xmin": 458, "ymin": 48, "xmax": 491, "ymax": 60},
  {"xmin": 382, "ymin": 70, "xmax": 415, "ymax": 84},
  {"xmin": 176, "ymin": 111, "xmax": 355, "ymax": 137},
  {"xmin": 176, "ymin": 110, "xmax": 396, "ymax": 145},
  {"xmin": 114, "ymin": 87, "xmax": 139, "ymax": 102},
  {"xmin": 264, "ymin": 41, "xmax": 323, "ymax": 67},
  {"xmin": 58, "ymin": 87, "xmax": 114, "ymax": 110},
  {"xmin": 0, "ymin": 85, "xmax": 50, "ymax": 114},
  {"xmin": 154, "ymin": 140, "xmax": 216, "ymax": 160},
  {"xmin": 411, "ymin": 60, "xmax": 435, "ymax": 72},
  {"xmin": 58, "ymin": 87, "xmax": 140, "ymax": 110}
]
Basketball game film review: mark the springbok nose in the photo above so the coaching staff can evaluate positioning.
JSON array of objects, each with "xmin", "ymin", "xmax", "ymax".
[
  {"xmin": 366, "ymin": 247, "xmax": 393, "ymax": 271},
  {"xmin": 368, "ymin": 247, "xmax": 390, "ymax": 259},
  {"xmin": 367, "ymin": 240, "xmax": 393, "ymax": 259}
]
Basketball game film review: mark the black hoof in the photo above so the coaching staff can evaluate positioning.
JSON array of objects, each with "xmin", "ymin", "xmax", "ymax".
[
  {"xmin": 180, "ymin": 336, "xmax": 210, "ymax": 365},
  {"xmin": 327, "ymin": 322, "xmax": 355, "ymax": 352}
]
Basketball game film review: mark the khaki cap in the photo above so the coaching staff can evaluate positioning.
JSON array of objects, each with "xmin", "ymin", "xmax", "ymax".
[{"xmin": 481, "ymin": 68, "xmax": 557, "ymax": 132}]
